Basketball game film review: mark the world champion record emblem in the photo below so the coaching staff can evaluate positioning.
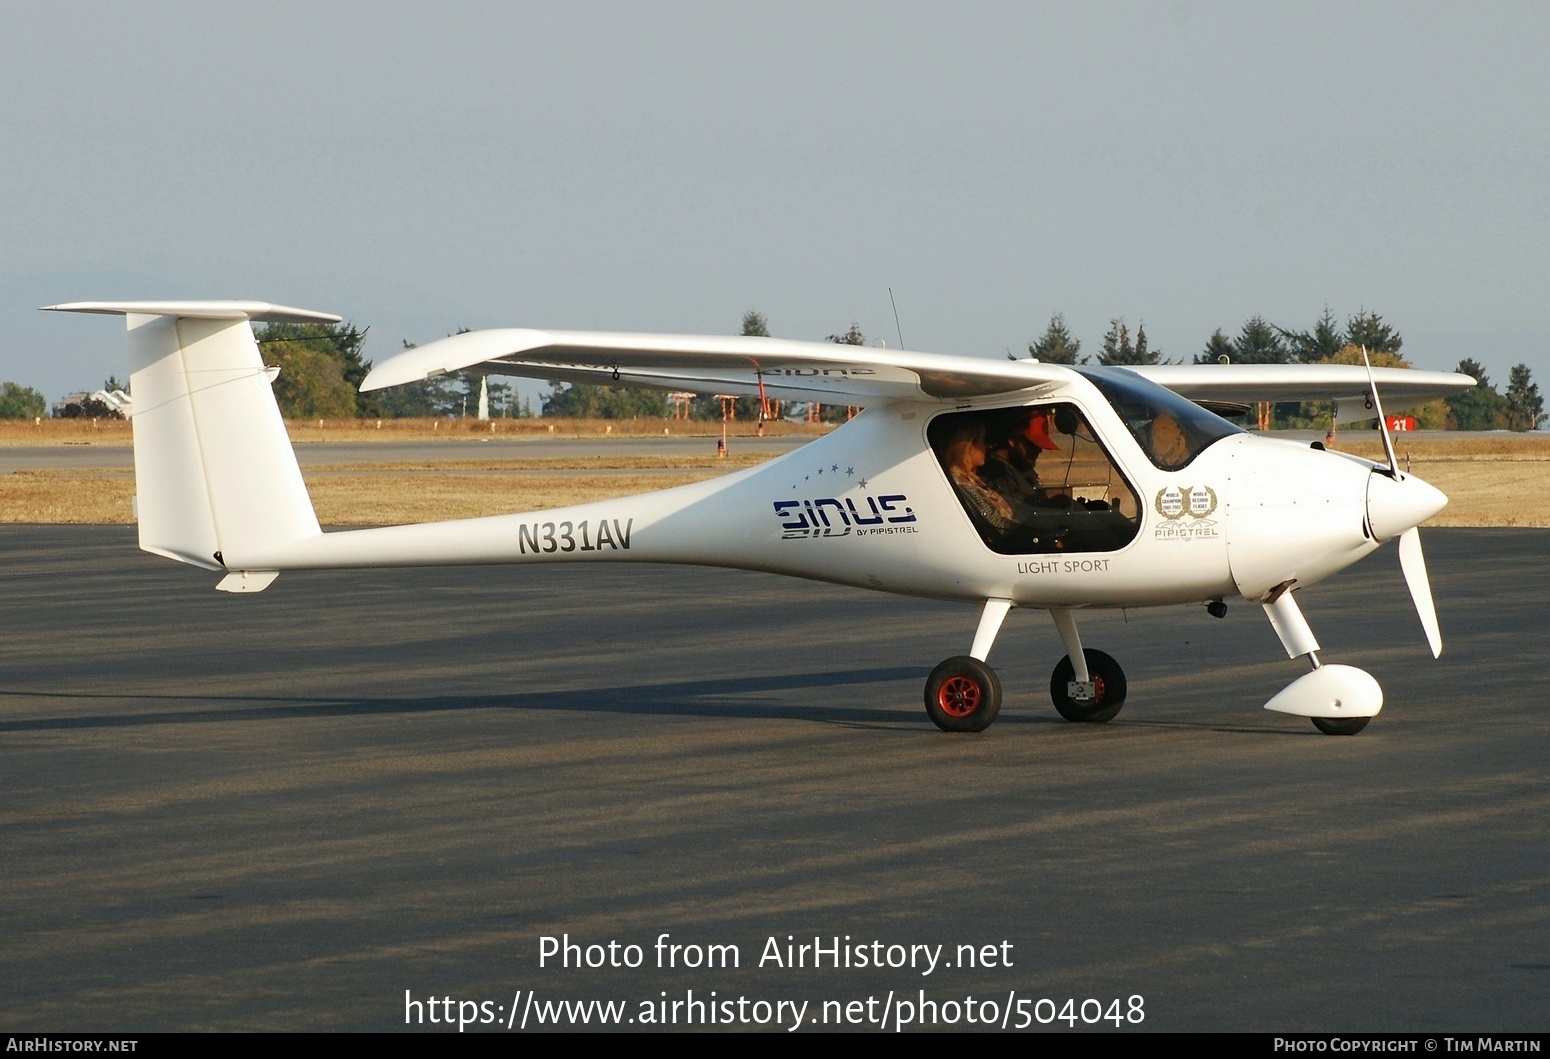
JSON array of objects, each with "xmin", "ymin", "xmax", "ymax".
[{"xmin": 1153, "ymin": 485, "xmax": 1217, "ymax": 521}]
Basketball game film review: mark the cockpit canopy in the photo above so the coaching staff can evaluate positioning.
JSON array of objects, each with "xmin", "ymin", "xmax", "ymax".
[
  {"xmin": 1076, "ymin": 367, "xmax": 1244, "ymax": 471},
  {"xmin": 928, "ymin": 404, "xmax": 1140, "ymax": 556}
]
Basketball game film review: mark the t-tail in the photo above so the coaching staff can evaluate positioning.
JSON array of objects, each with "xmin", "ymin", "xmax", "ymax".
[
  {"xmin": 42, "ymin": 300, "xmax": 780, "ymax": 587},
  {"xmin": 43, "ymin": 301, "xmax": 336, "ymax": 591}
]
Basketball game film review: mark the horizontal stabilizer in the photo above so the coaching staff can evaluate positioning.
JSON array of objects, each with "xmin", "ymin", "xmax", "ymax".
[{"xmin": 43, "ymin": 301, "xmax": 341, "ymax": 324}]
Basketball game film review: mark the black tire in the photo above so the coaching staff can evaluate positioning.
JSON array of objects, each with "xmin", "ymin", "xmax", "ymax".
[
  {"xmin": 924, "ymin": 656, "xmax": 1003, "ymax": 733},
  {"xmin": 1311, "ymin": 715, "xmax": 1370, "ymax": 736},
  {"xmin": 1050, "ymin": 649, "xmax": 1127, "ymax": 723}
]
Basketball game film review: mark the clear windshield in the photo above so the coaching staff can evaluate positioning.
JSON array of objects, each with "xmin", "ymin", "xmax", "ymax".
[
  {"xmin": 928, "ymin": 404, "xmax": 1140, "ymax": 556},
  {"xmin": 1075, "ymin": 367, "xmax": 1243, "ymax": 471}
]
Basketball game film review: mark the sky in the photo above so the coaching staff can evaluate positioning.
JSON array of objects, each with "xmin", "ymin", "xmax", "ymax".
[{"xmin": 2, "ymin": 2, "xmax": 1546, "ymax": 407}]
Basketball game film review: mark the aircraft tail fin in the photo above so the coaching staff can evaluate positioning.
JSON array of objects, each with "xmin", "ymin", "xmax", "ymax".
[{"xmin": 45, "ymin": 301, "xmax": 334, "ymax": 579}]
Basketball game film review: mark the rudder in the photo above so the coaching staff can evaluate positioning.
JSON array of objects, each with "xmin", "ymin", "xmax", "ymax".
[{"xmin": 48, "ymin": 301, "xmax": 334, "ymax": 579}]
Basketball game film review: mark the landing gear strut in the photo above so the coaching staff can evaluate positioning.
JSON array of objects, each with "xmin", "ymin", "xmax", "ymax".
[
  {"xmin": 1260, "ymin": 586, "xmax": 1381, "ymax": 735},
  {"xmin": 924, "ymin": 599, "xmax": 1010, "ymax": 733},
  {"xmin": 1048, "ymin": 608, "xmax": 1126, "ymax": 722}
]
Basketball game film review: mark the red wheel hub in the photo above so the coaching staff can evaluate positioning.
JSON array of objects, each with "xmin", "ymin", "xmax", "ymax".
[{"xmin": 938, "ymin": 675, "xmax": 983, "ymax": 718}]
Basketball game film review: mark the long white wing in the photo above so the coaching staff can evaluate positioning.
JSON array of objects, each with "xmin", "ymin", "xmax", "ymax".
[
  {"xmin": 360, "ymin": 329, "xmax": 1073, "ymax": 402},
  {"xmin": 363, "ymin": 328, "xmax": 1479, "ymax": 410},
  {"xmin": 1130, "ymin": 364, "xmax": 1475, "ymax": 407}
]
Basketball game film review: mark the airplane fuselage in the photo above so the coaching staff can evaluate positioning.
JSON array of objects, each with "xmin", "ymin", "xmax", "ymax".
[{"xmin": 228, "ymin": 384, "xmax": 1387, "ymax": 615}]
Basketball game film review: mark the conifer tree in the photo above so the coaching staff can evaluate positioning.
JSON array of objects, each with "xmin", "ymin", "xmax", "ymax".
[
  {"xmin": 1231, "ymin": 316, "xmax": 1290, "ymax": 364},
  {"xmin": 1132, "ymin": 323, "xmax": 1161, "ymax": 365},
  {"xmin": 1505, "ymin": 364, "xmax": 1543, "ymax": 431},
  {"xmin": 1195, "ymin": 329, "xmax": 1234, "ymax": 364},
  {"xmin": 1345, "ymin": 310, "xmax": 1403, "ymax": 356},
  {"xmin": 827, "ymin": 323, "xmax": 866, "ymax": 346},
  {"xmin": 1444, "ymin": 359, "xmax": 1505, "ymax": 430},
  {"xmin": 741, "ymin": 310, "xmax": 770, "ymax": 338},
  {"xmin": 1098, "ymin": 319, "xmax": 1131, "ymax": 364},
  {"xmin": 1279, "ymin": 306, "xmax": 1346, "ymax": 363},
  {"xmin": 1097, "ymin": 319, "xmax": 1163, "ymax": 365},
  {"xmin": 1028, "ymin": 313, "xmax": 1083, "ymax": 364}
]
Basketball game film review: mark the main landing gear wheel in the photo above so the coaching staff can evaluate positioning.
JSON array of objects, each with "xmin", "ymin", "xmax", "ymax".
[
  {"xmin": 924, "ymin": 656, "xmax": 1003, "ymax": 733},
  {"xmin": 1050, "ymin": 649, "xmax": 1126, "ymax": 723},
  {"xmin": 1311, "ymin": 716, "xmax": 1371, "ymax": 736}
]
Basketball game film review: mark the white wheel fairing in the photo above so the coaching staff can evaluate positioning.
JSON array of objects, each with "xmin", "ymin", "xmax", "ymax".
[{"xmin": 1263, "ymin": 665, "xmax": 1383, "ymax": 718}]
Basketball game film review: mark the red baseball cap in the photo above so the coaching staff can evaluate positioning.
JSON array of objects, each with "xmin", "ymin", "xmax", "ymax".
[{"xmin": 1022, "ymin": 411, "xmax": 1061, "ymax": 451}]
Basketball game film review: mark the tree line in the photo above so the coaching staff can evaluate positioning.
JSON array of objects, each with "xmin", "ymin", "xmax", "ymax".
[
  {"xmin": 2, "ymin": 310, "xmax": 1541, "ymax": 431},
  {"xmin": 254, "ymin": 323, "xmax": 529, "ymax": 420},
  {"xmin": 0, "ymin": 381, "xmax": 47, "ymax": 419},
  {"xmin": 1028, "ymin": 308, "xmax": 1542, "ymax": 430}
]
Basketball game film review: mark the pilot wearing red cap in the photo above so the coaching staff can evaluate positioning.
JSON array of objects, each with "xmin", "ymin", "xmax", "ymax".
[
  {"xmin": 983, "ymin": 406, "xmax": 1068, "ymax": 512},
  {"xmin": 1021, "ymin": 410, "xmax": 1062, "ymax": 452}
]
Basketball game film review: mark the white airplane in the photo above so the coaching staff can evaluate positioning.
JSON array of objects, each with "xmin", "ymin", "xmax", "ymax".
[{"xmin": 47, "ymin": 300, "xmax": 1475, "ymax": 736}]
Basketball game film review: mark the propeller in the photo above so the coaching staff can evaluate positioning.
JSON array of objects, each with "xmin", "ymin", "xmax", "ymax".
[
  {"xmin": 1361, "ymin": 347, "xmax": 1443, "ymax": 658},
  {"xmin": 1398, "ymin": 527, "xmax": 1442, "ymax": 658}
]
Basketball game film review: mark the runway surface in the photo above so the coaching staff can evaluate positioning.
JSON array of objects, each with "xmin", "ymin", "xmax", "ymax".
[
  {"xmin": 1, "ymin": 526, "xmax": 1546, "ymax": 1032},
  {"xmin": 0, "ymin": 435, "xmax": 812, "ymax": 472}
]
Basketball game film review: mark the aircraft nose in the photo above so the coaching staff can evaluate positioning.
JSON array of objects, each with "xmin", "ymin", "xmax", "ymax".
[{"xmin": 1366, "ymin": 471, "xmax": 1447, "ymax": 541}]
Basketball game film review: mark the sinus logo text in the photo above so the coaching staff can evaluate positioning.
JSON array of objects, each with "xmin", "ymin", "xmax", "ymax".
[{"xmin": 774, "ymin": 495, "xmax": 916, "ymax": 539}]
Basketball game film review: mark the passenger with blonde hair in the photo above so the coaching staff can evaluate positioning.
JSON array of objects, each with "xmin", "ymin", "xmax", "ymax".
[{"xmin": 939, "ymin": 421, "xmax": 1015, "ymax": 534}]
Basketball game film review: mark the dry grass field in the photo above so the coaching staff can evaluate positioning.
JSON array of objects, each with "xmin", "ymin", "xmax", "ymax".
[
  {"xmin": 1, "ymin": 421, "xmax": 1546, "ymax": 526},
  {"xmin": 0, "ymin": 453, "xmax": 771, "ymax": 526},
  {"xmin": 1314, "ymin": 433, "xmax": 1550, "ymax": 527}
]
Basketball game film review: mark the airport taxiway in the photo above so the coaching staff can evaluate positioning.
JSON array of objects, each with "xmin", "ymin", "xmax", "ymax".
[{"xmin": 1, "ymin": 526, "xmax": 1546, "ymax": 1031}]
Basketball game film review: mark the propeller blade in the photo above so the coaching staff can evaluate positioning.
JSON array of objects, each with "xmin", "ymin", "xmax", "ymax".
[
  {"xmin": 1361, "ymin": 345, "xmax": 1401, "ymax": 478},
  {"xmin": 1398, "ymin": 526, "xmax": 1442, "ymax": 658}
]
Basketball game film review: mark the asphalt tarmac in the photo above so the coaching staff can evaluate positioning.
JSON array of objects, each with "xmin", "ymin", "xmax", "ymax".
[{"xmin": 1, "ymin": 526, "xmax": 1546, "ymax": 1032}]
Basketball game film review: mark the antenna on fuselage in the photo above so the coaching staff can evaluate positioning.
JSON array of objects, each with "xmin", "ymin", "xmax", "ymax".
[{"xmin": 888, "ymin": 287, "xmax": 905, "ymax": 350}]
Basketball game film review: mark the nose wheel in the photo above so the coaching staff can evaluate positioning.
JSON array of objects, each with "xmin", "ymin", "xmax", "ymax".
[
  {"xmin": 924, "ymin": 656, "xmax": 1003, "ymax": 732},
  {"xmin": 1050, "ymin": 649, "xmax": 1127, "ymax": 723},
  {"xmin": 1311, "ymin": 716, "xmax": 1370, "ymax": 736}
]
